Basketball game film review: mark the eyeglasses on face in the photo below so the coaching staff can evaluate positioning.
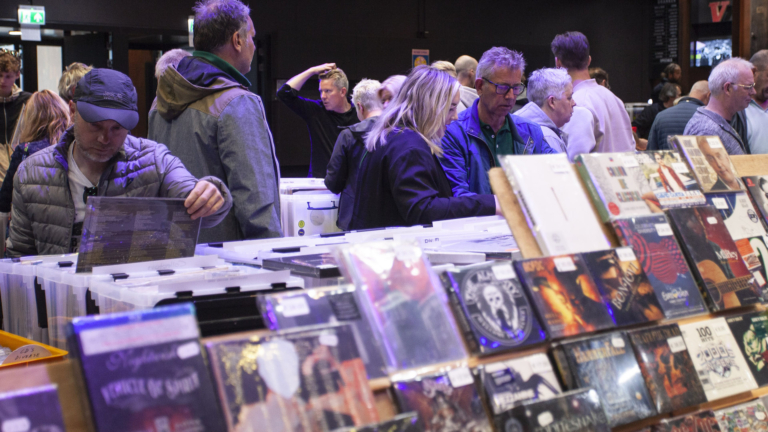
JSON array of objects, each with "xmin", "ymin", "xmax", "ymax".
[
  {"xmin": 483, "ymin": 77, "xmax": 526, "ymax": 96},
  {"xmin": 0, "ymin": 48, "xmax": 20, "ymax": 60},
  {"xmin": 728, "ymin": 82, "xmax": 755, "ymax": 90}
]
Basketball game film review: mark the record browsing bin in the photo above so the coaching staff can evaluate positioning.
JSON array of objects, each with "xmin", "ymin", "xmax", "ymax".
[{"xmin": 0, "ymin": 330, "xmax": 67, "ymax": 369}]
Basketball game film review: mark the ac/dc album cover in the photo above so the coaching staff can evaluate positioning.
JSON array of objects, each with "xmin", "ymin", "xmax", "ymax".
[
  {"xmin": 69, "ymin": 304, "xmax": 227, "ymax": 432},
  {"xmin": 262, "ymin": 253, "xmax": 341, "ymax": 278},
  {"xmin": 392, "ymin": 368, "xmax": 492, "ymax": 432},
  {"xmin": 652, "ymin": 409, "xmax": 723, "ymax": 432},
  {"xmin": 679, "ymin": 318, "xmax": 758, "ymax": 401},
  {"xmin": 480, "ymin": 353, "xmax": 562, "ymax": 415},
  {"xmin": 714, "ymin": 400, "xmax": 768, "ymax": 432},
  {"xmin": 0, "ymin": 384, "xmax": 66, "ymax": 431},
  {"xmin": 574, "ymin": 152, "xmax": 656, "ymax": 222},
  {"xmin": 671, "ymin": 136, "xmax": 745, "ymax": 193},
  {"xmin": 582, "ymin": 247, "xmax": 665, "ymax": 326},
  {"xmin": 258, "ymin": 285, "xmax": 388, "ymax": 380},
  {"xmin": 667, "ymin": 205, "xmax": 762, "ymax": 310},
  {"xmin": 440, "ymin": 261, "xmax": 546, "ymax": 355},
  {"xmin": 514, "ymin": 255, "xmax": 615, "ymax": 339},
  {"xmin": 331, "ymin": 412, "xmax": 420, "ymax": 432},
  {"xmin": 628, "ymin": 324, "xmax": 707, "ymax": 413},
  {"xmin": 205, "ymin": 323, "xmax": 379, "ymax": 432},
  {"xmin": 334, "ymin": 241, "xmax": 467, "ymax": 371},
  {"xmin": 726, "ymin": 311, "xmax": 768, "ymax": 387},
  {"xmin": 556, "ymin": 332, "xmax": 656, "ymax": 427},
  {"xmin": 635, "ymin": 150, "xmax": 707, "ymax": 209},
  {"xmin": 744, "ymin": 176, "xmax": 768, "ymax": 226},
  {"xmin": 493, "ymin": 388, "xmax": 610, "ymax": 432},
  {"xmin": 707, "ymin": 192, "xmax": 767, "ymax": 240}
]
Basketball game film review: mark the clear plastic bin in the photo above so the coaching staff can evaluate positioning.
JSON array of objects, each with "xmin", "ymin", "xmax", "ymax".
[
  {"xmin": 279, "ymin": 177, "xmax": 329, "ymax": 195},
  {"xmin": 281, "ymin": 191, "xmax": 342, "ymax": 237}
]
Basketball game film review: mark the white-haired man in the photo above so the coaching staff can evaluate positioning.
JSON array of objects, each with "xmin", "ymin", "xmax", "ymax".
[
  {"xmin": 514, "ymin": 68, "xmax": 578, "ymax": 156},
  {"xmin": 455, "ymin": 55, "xmax": 479, "ymax": 113},
  {"xmin": 684, "ymin": 58, "xmax": 756, "ymax": 154},
  {"xmin": 324, "ymin": 79, "xmax": 382, "ymax": 230}
]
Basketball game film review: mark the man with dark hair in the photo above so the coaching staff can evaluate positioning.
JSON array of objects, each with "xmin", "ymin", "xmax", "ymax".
[
  {"xmin": 589, "ymin": 67, "xmax": 610, "ymax": 90},
  {"xmin": 149, "ymin": 0, "xmax": 282, "ymax": 242},
  {"xmin": 651, "ymin": 63, "xmax": 681, "ymax": 104},
  {"xmin": 0, "ymin": 49, "xmax": 31, "ymax": 170},
  {"xmin": 647, "ymin": 80, "xmax": 710, "ymax": 150},
  {"xmin": 551, "ymin": 31, "xmax": 635, "ymax": 156},
  {"xmin": 632, "ymin": 82, "xmax": 681, "ymax": 139}
]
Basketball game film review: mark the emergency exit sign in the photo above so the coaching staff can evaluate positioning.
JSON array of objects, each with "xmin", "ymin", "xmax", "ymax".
[{"xmin": 18, "ymin": 5, "xmax": 45, "ymax": 25}]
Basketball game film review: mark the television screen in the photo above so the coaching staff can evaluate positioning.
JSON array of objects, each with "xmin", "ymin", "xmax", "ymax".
[{"xmin": 691, "ymin": 38, "xmax": 732, "ymax": 67}]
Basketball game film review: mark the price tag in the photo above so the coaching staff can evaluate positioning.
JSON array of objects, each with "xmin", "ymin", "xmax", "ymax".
[
  {"xmin": 671, "ymin": 162, "xmax": 689, "ymax": 173},
  {"xmin": 529, "ymin": 354, "xmax": 553, "ymax": 374},
  {"xmin": 549, "ymin": 160, "xmax": 570, "ymax": 174},
  {"xmin": 706, "ymin": 137, "xmax": 724, "ymax": 149},
  {"xmin": 616, "ymin": 247, "xmax": 637, "ymax": 262},
  {"xmin": 621, "ymin": 155, "xmax": 639, "ymax": 169},
  {"xmin": 711, "ymin": 198, "xmax": 728, "ymax": 210},
  {"xmin": 713, "ymin": 323, "xmax": 731, "ymax": 336},
  {"xmin": 706, "ymin": 217, "xmax": 718, "ymax": 225},
  {"xmin": 554, "ymin": 256, "xmax": 576, "ymax": 272},
  {"xmin": 757, "ymin": 411, "xmax": 766, "ymax": 421},
  {"xmin": 611, "ymin": 336, "xmax": 625, "ymax": 348},
  {"xmin": 319, "ymin": 332, "xmax": 339, "ymax": 347},
  {"xmin": 492, "ymin": 264, "xmax": 516, "ymax": 280},
  {"xmin": 667, "ymin": 336, "xmax": 687, "ymax": 353},
  {"xmin": 281, "ymin": 297, "xmax": 310, "ymax": 317},
  {"xmin": 448, "ymin": 367, "xmax": 474, "ymax": 388},
  {"xmin": 655, "ymin": 223, "xmax": 673, "ymax": 236},
  {"xmin": 176, "ymin": 341, "xmax": 200, "ymax": 360},
  {"xmin": 1, "ymin": 345, "xmax": 51, "ymax": 365},
  {"xmin": 537, "ymin": 412, "xmax": 554, "ymax": 427}
]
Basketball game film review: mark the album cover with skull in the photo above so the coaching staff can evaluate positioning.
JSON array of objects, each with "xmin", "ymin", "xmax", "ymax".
[
  {"xmin": 628, "ymin": 324, "xmax": 707, "ymax": 414},
  {"xmin": 493, "ymin": 388, "xmax": 610, "ymax": 432},
  {"xmin": 554, "ymin": 331, "xmax": 657, "ymax": 427},
  {"xmin": 205, "ymin": 323, "xmax": 379, "ymax": 432},
  {"xmin": 714, "ymin": 399, "xmax": 768, "ymax": 432},
  {"xmin": 392, "ymin": 368, "xmax": 492, "ymax": 432},
  {"xmin": 440, "ymin": 261, "xmax": 546, "ymax": 355},
  {"xmin": 726, "ymin": 311, "xmax": 768, "ymax": 387},
  {"xmin": 479, "ymin": 353, "xmax": 562, "ymax": 415},
  {"xmin": 678, "ymin": 318, "xmax": 758, "ymax": 402},
  {"xmin": 652, "ymin": 409, "xmax": 723, "ymax": 432}
]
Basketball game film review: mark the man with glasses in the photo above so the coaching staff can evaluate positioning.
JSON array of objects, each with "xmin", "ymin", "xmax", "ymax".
[
  {"xmin": 732, "ymin": 50, "xmax": 768, "ymax": 154},
  {"xmin": 0, "ymin": 49, "xmax": 31, "ymax": 171},
  {"xmin": 684, "ymin": 58, "xmax": 756, "ymax": 155},
  {"xmin": 441, "ymin": 47, "xmax": 554, "ymax": 197}
]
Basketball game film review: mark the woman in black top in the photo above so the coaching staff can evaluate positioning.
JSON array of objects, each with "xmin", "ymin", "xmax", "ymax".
[{"xmin": 349, "ymin": 66, "xmax": 499, "ymax": 230}]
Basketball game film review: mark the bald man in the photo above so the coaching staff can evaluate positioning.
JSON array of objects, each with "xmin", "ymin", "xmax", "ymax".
[
  {"xmin": 647, "ymin": 80, "xmax": 711, "ymax": 150},
  {"xmin": 455, "ymin": 55, "xmax": 479, "ymax": 113}
]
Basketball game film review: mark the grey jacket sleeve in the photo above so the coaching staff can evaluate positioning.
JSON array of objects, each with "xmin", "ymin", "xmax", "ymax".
[
  {"xmin": 217, "ymin": 94, "xmax": 283, "ymax": 238},
  {"xmin": 6, "ymin": 173, "xmax": 37, "ymax": 257},
  {"xmin": 152, "ymin": 142, "xmax": 234, "ymax": 229}
]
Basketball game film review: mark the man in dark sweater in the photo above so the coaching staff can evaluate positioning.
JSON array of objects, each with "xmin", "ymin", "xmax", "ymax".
[
  {"xmin": 277, "ymin": 64, "xmax": 357, "ymax": 178},
  {"xmin": 647, "ymin": 80, "xmax": 710, "ymax": 150},
  {"xmin": 0, "ymin": 50, "xmax": 31, "ymax": 149}
]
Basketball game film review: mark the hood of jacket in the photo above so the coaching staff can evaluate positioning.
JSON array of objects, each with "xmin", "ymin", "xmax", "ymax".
[
  {"xmin": 0, "ymin": 84, "xmax": 24, "ymax": 103},
  {"xmin": 155, "ymin": 56, "xmax": 245, "ymax": 121}
]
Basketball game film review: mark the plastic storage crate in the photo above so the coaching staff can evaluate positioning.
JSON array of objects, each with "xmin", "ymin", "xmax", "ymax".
[{"xmin": 281, "ymin": 190, "xmax": 342, "ymax": 237}]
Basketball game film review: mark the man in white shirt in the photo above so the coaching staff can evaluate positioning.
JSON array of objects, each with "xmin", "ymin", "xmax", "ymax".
[
  {"xmin": 744, "ymin": 50, "xmax": 768, "ymax": 153},
  {"xmin": 550, "ymin": 31, "xmax": 635, "ymax": 156}
]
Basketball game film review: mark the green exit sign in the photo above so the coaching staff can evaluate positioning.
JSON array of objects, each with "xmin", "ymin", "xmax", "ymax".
[{"xmin": 18, "ymin": 5, "xmax": 45, "ymax": 25}]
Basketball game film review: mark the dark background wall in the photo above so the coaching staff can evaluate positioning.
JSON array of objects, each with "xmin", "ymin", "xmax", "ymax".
[{"xmin": 0, "ymin": 0, "xmax": 653, "ymax": 170}]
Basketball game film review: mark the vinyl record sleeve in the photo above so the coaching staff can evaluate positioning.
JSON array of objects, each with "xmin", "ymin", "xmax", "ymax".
[
  {"xmin": 671, "ymin": 136, "xmax": 745, "ymax": 193},
  {"xmin": 679, "ymin": 318, "xmax": 758, "ymax": 401},
  {"xmin": 613, "ymin": 214, "xmax": 707, "ymax": 318},
  {"xmin": 493, "ymin": 388, "xmax": 610, "ymax": 432},
  {"xmin": 440, "ymin": 261, "xmax": 546, "ymax": 355},
  {"xmin": 707, "ymin": 192, "xmax": 767, "ymax": 240},
  {"xmin": 205, "ymin": 324, "xmax": 379, "ymax": 432},
  {"xmin": 556, "ymin": 332, "xmax": 657, "ymax": 427},
  {"xmin": 714, "ymin": 399, "xmax": 768, "ymax": 432},
  {"xmin": 726, "ymin": 311, "xmax": 768, "ymax": 387},
  {"xmin": 514, "ymin": 254, "xmax": 615, "ymax": 339},
  {"xmin": 652, "ymin": 409, "xmax": 723, "ymax": 432},
  {"xmin": 439, "ymin": 235, "xmax": 522, "ymax": 260},
  {"xmin": 262, "ymin": 253, "xmax": 341, "ymax": 278},
  {"xmin": 392, "ymin": 368, "xmax": 492, "ymax": 432},
  {"xmin": 628, "ymin": 324, "xmax": 708, "ymax": 413},
  {"xmin": 582, "ymin": 247, "xmax": 665, "ymax": 326},
  {"xmin": 743, "ymin": 175, "xmax": 768, "ymax": 226},
  {"xmin": 480, "ymin": 353, "xmax": 562, "ymax": 415},
  {"xmin": 635, "ymin": 150, "xmax": 707, "ymax": 209},
  {"xmin": 0, "ymin": 384, "xmax": 66, "ymax": 431}
]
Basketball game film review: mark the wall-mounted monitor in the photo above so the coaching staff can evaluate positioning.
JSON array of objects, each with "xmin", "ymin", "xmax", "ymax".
[{"xmin": 691, "ymin": 37, "xmax": 731, "ymax": 67}]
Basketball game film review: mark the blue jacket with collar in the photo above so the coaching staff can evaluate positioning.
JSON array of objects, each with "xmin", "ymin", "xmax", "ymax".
[{"xmin": 440, "ymin": 99, "xmax": 556, "ymax": 196}]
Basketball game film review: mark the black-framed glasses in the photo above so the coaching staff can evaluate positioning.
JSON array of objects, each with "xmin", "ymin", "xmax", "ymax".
[
  {"xmin": 0, "ymin": 48, "xmax": 20, "ymax": 60},
  {"xmin": 483, "ymin": 77, "xmax": 525, "ymax": 96},
  {"xmin": 83, "ymin": 187, "xmax": 97, "ymax": 205}
]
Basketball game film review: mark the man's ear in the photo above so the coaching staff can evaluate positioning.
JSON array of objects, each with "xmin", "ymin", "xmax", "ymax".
[
  {"xmin": 474, "ymin": 78, "xmax": 483, "ymax": 94},
  {"xmin": 232, "ymin": 30, "xmax": 243, "ymax": 53},
  {"xmin": 587, "ymin": 55, "xmax": 592, "ymax": 68},
  {"xmin": 69, "ymin": 100, "xmax": 77, "ymax": 118},
  {"xmin": 340, "ymin": 87, "xmax": 348, "ymax": 98},
  {"xmin": 547, "ymin": 96, "xmax": 556, "ymax": 111},
  {"xmin": 554, "ymin": 58, "xmax": 562, "ymax": 69}
]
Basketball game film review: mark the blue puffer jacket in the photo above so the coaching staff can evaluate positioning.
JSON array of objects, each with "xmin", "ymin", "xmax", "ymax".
[{"xmin": 440, "ymin": 99, "xmax": 556, "ymax": 196}]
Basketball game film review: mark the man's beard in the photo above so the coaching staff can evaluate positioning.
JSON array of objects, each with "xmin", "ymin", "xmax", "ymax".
[{"xmin": 73, "ymin": 128, "xmax": 117, "ymax": 163}]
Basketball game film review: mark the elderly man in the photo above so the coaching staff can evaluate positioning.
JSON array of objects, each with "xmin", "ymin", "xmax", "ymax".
[
  {"xmin": 551, "ymin": 31, "xmax": 635, "ymax": 156},
  {"xmin": 648, "ymin": 80, "xmax": 710, "ymax": 150},
  {"xmin": 149, "ymin": 0, "xmax": 282, "ymax": 242},
  {"xmin": 514, "ymin": 67, "xmax": 577, "ymax": 156},
  {"xmin": 732, "ymin": 50, "xmax": 768, "ymax": 154},
  {"xmin": 277, "ymin": 64, "xmax": 357, "ymax": 178},
  {"xmin": 684, "ymin": 58, "xmax": 755, "ymax": 155},
  {"xmin": 324, "ymin": 79, "xmax": 382, "ymax": 231},
  {"xmin": 441, "ymin": 47, "xmax": 555, "ymax": 197},
  {"xmin": 7, "ymin": 68, "xmax": 232, "ymax": 257},
  {"xmin": 455, "ymin": 55, "xmax": 480, "ymax": 113}
]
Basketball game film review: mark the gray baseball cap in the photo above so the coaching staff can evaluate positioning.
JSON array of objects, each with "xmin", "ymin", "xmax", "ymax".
[{"xmin": 73, "ymin": 68, "xmax": 139, "ymax": 130}]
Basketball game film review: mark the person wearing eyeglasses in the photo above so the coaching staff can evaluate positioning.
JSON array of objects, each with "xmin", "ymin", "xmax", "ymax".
[
  {"xmin": 731, "ymin": 50, "xmax": 768, "ymax": 154},
  {"xmin": 684, "ymin": 58, "xmax": 756, "ymax": 155},
  {"xmin": 440, "ymin": 47, "xmax": 555, "ymax": 197},
  {"xmin": 0, "ymin": 50, "xmax": 32, "ymax": 160}
]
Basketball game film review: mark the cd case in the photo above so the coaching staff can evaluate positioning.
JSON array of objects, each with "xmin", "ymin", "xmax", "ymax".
[
  {"xmin": 493, "ymin": 388, "xmax": 610, "ymax": 432},
  {"xmin": 0, "ymin": 384, "xmax": 66, "ymax": 431},
  {"xmin": 480, "ymin": 353, "xmax": 561, "ymax": 414},
  {"xmin": 262, "ymin": 252, "xmax": 342, "ymax": 278}
]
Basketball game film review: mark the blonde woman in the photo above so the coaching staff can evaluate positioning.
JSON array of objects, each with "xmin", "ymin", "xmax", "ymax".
[
  {"xmin": 349, "ymin": 66, "xmax": 500, "ymax": 230},
  {"xmin": 0, "ymin": 90, "xmax": 70, "ymax": 212}
]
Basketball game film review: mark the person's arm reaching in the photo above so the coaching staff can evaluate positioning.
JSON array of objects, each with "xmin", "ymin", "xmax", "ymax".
[{"xmin": 285, "ymin": 63, "xmax": 336, "ymax": 91}]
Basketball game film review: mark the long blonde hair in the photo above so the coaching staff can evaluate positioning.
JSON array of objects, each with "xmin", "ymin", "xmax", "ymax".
[
  {"xmin": 365, "ymin": 66, "xmax": 460, "ymax": 156},
  {"xmin": 19, "ymin": 90, "xmax": 70, "ymax": 145}
]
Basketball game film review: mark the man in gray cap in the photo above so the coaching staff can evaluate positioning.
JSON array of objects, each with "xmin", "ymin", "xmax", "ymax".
[{"xmin": 6, "ymin": 68, "xmax": 233, "ymax": 257}]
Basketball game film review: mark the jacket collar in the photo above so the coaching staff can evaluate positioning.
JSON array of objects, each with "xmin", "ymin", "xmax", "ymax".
[
  {"xmin": 348, "ymin": 116, "xmax": 377, "ymax": 133},
  {"xmin": 677, "ymin": 96, "xmax": 705, "ymax": 107},
  {"xmin": 192, "ymin": 51, "xmax": 251, "ymax": 87},
  {"xmin": 516, "ymin": 102, "xmax": 561, "ymax": 133},
  {"xmin": 465, "ymin": 98, "xmax": 525, "ymax": 144},
  {"xmin": 53, "ymin": 127, "xmax": 128, "ymax": 172}
]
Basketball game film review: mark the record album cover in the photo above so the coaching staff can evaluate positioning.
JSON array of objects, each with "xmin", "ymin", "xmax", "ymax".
[
  {"xmin": 613, "ymin": 214, "xmax": 707, "ymax": 318},
  {"xmin": 679, "ymin": 318, "xmax": 758, "ymax": 401},
  {"xmin": 714, "ymin": 399, "xmax": 768, "ymax": 432},
  {"xmin": 0, "ymin": 384, "xmax": 66, "ymax": 431},
  {"xmin": 331, "ymin": 412, "xmax": 420, "ymax": 432},
  {"xmin": 744, "ymin": 175, "xmax": 768, "ymax": 226},
  {"xmin": 667, "ymin": 206, "xmax": 762, "ymax": 310},
  {"xmin": 392, "ymin": 368, "xmax": 492, "ymax": 432},
  {"xmin": 628, "ymin": 324, "xmax": 708, "ymax": 413},
  {"xmin": 726, "ymin": 311, "xmax": 768, "ymax": 387},
  {"xmin": 480, "ymin": 353, "xmax": 562, "ymax": 415},
  {"xmin": 707, "ymin": 192, "xmax": 767, "ymax": 240},
  {"xmin": 582, "ymin": 247, "xmax": 665, "ymax": 326},
  {"xmin": 514, "ymin": 255, "xmax": 615, "ymax": 339},
  {"xmin": 440, "ymin": 261, "xmax": 546, "ymax": 355},
  {"xmin": 493, "ymin": 388, "xmax": 610, "ymax": 432},
  {"xmin": 556, "ymin": 332, "xmax": 656, "ymax": 427},
  {"xmin": 652, "ymin": 409, "xmax": 723, "ymax": 432},
  {"xmin": 635, "ymin": 150, "xmax": 707, "ymax": 209},
  {"xmin": 206, "ymin": 324, "xmax": 379, "ymax": 432},
  {"xmin": 671, "ymin": 136, "xmax": 744, "ymax": 193},
  {"xmin": 262, "ymin": 253, "xmax": 341, "ymax": 278}
]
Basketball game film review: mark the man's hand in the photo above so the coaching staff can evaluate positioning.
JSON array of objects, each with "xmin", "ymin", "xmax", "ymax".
[
  {"xmin": 185, "ymin": 181, "xmax": 225, "ymax": 220},
  {"xmin": 311, "ymin": 63, "xmax": 336, "ymax": 75}
]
